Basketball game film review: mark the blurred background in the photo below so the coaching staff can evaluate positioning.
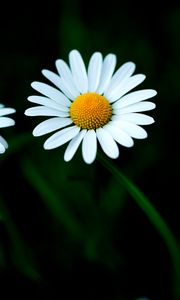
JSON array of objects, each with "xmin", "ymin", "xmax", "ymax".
[{"xmin": 0, "ymin": 0, "xmax": 180, "ymax": 299}]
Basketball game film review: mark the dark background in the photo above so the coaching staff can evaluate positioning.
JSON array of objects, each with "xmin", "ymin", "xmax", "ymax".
[{"xmin": 0, "ymin": 0, "xmax": 180, "ymax": 299}]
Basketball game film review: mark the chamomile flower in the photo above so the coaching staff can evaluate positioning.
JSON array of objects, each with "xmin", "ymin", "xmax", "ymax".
[
  {"xmin": 25, "ymin": 50, "xmax": 156, "ymax": 164},
  {"xmin": 0, "ymin": 104, "xmax": 16, "ymax": 154}
]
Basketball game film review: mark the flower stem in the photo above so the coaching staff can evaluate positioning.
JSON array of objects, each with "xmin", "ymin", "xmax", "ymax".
[{"xmin": 98, "ymin": 153, "xmax": 180, "ymax": 298}]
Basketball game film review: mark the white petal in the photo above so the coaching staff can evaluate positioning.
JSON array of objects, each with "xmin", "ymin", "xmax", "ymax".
[
  {"xmin": 64, "ymin": 129, "xmax": 87, "ymax": 161},
  {"xmin": 27, "ymin": 96, "xmax": 69, "ymax": 111},
  {"xmin": 114, "ymin": 101, "xmax": 156, "ymax": 114},
  {"xmin": 44, "ymin": 126, "xmax": 80, "ymax": 150},
  {"xmin": 25, "ymin": 106, "xmax": 69, "ymax": 117},
  {"xmin": 69, "ymin": 50, "xmax": 88, "ymax": 93},
  {"xmin": 54, "ymin": 78, "xmax": 77, "ymax": 100},
  {"xmin": 96, "ymin": 127, "xmax": 119, "ymax": 159},
  {"xmin": 112, "ymin": 113, "xmax": 154, "ymax": 125},
  {"xmin": 114, "ymin": 120, "xmax": 148, "ymax": 139},
  {"xmin": 0, "ymin": 136, "xmax": 8, "ymax": 148},
  {"xmin": 104, "ymin": 123, "xmax": 134, "ymax": 147},
  {"xmin": 42, "ymin": 70, "xmax": 61, "ymax": 89},
  {"xmin": 31, "ymin": 82, "xmax": 71, "ymax": 107},
  {"xmin": 108, "ymin": 74, "xmax": 146, "ymax": 103},
  {"xmin": 88, "ymin": 52, "xmax": 102, "ymax": 92},
  {"xmin": 112, "ymin": 89, "xmax": 157, "ymax": 109},
  {"xmin": 56, "ymin": 59, "xmax": 72, "ymax": 78},
  {"xmin": 0, "ymin": 143, "xmax": 5, "ymax": 154},
  {"xmin": 42, "ymin": 69, "xmax": 73, "ymax": 99},
  {"xmin": 0, "ymin": 104, "xmax": 4, "ymax": 108},
  {"xmin": 55, "ymin": 59, "xmax": 80, "ymax": 97},
  {"xmin": 0, "ymin": 108, "xmax": 16, "ymax": 116},
  {"xmin": 104, "ymin": 61, "xmax": 136, "ymax": 97},
  {"xmin": 42, "ymin": 69, "xmax": 78, "ymax": 100},
  {"xmin": 96, "ymin": 54, "xmax": 116, "ymax": 94},
  {"xmin": 33, "ymin": 117, "xmax": 72, "ymax": 136},
  {"xmin": 0, "ymin": 117, "xmax": 15, "ymax": 128},
  {"xmin": 82, "ymin": 130, "xmax": 97, "ymax": 164}
]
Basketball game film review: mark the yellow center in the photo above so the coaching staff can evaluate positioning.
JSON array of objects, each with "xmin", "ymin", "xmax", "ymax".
[{"xmin": 69, "ymin": 92, "xmax": 112, "ymax": 130}]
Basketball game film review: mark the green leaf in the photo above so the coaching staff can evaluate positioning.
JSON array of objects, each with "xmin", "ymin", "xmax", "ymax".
[{"xmin": 21, "ymin": 157, "xmax": 85, "ymax": 241}]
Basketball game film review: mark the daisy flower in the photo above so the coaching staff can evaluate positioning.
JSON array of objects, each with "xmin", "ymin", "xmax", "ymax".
[
  {"xmin": 0, "ymin": 104, "xmax": 16, "ymax": 154},
  {"xmin": 25, "ymin": 50, "xmax": 156, "ymax": 164}
]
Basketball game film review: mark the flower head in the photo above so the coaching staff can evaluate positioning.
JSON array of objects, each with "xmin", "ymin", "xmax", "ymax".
[
  {"xmin": 25, "ymin": 50, "xmax": 156, "ymax": 164},
  {"xmin": 0, "ymin": 104, "xmax": 16, "ymax": 154}
]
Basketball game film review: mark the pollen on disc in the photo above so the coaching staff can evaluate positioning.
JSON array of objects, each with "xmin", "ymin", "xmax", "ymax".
[{"xmin": 70, "ymin": 92, "xmax": 112, "ymax": 130}]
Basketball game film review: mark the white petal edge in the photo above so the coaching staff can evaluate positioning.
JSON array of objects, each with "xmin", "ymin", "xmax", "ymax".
[
  {"xmin": 44, "ymin": 125, "xmax": 80, "ymax": 150},
  {"xmin": 82, "ymin": 129, "xmax": 97, "ymax": 164},
  {"xmin": 0, "ymin": 117, "xmax": 15, "ymax": 128},
  {"xmin": 27, "ymin": 96, "xmax": 69, "ymax": 112},
  {"xmin": 114, "ymin": 101, "xmax": 156, "ymax": 114},
  {"xmin": 33, "ymin": 117, "xmax": 72, "ymax": 136},
  {"xmin": 108, "ymin": 74, "xmax": 146, "ymax": 103},
  {"xmin": 25, "ymin": 106, "xmax": 69, "ymax": 117},
  {"xmin": 0, "ymin": 136, "xmax": 8, "ymax": 148},
  {"xmin": 0, "ymin": 108, "xmax": 16, "ymax": 116},
  {"xmin": 88, "ymin": 52, "xmax": 102, "ymax": 92},
  {"xmin": 41, "ymin": 70, "xmax": 62, "ymax": 89},
  {"xmin": 42, "ymin": 69, "xmax": 78, "ymax": 100},
  {"xmin": 0, "ymin": 143, "xmax": 5, "ymax": 154},
  {"xmin": 55, "ymin": 59, "xmax": 73, "ymax": 79},
  {"xmin": 112, "ymin": 113, "xmax": 155, "ymax": 125},
  {"xmin": 31, "ymin": 82, "xmax": 71, "ymax": 107},
  {"xmin": 96, "ymin": 54, "xmax": 116, "ymax": 94},
  {"xmin": 55, "ymin": 59, "xmax": 80, "ymax": 97},
  {"xmin": 69, "ymin": 50, "xmax": 88, "ymax": 93},
  {"xmin": 104, "ymin": 61, "xmax": 136, "ymax": 97},
  {"xmin": 113, "ymin": 120, "xmax": 148, "ymax": 139},
  {"xmin": 112, "ymin": 89, "xmax": 157, "ymax": 109},
  {"xmin": 64, "ymin": 129, "xmax": 87, "ymax": 162},
  {"xmin": 104, "ymin": 123, "xmax": 134, "ymax": 147},
  {"xmin": 96, "ymin": 127, "xmax": 119, "ymax": 159}
]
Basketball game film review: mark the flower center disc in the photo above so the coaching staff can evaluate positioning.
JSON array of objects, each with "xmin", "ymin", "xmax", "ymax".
[{"xmin": 70, "ymin": 93, "xmax": 112, "ymax": 130}]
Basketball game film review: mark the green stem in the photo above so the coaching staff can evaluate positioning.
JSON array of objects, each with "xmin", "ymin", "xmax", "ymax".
[{"xmin": 98, "ymin": 153, "xmax": 180, "ymax": 298}]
